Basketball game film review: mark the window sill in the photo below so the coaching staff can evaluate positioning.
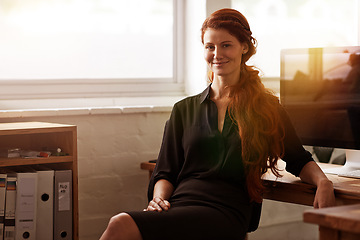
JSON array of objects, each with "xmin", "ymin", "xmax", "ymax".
[
  {"xmin": 0, "ymin": 78, "xmax": 279, "ymax": 119},
  {"xmin": 0, "ymin": 96, "xmax": 185, "ymax": 118}
]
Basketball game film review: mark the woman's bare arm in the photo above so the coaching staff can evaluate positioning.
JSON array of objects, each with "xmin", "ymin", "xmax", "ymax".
[
  {"xmin": 145, "ymin": 179, "xmax": 174, "ymax": 212},
  {"xmin": 299, "ymin": 161, "xmax": 335, "ymax": 208}
]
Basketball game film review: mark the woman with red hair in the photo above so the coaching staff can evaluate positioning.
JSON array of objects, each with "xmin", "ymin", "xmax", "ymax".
[{"xmin": 100, "ymin": 8, "xmax": 335, "ymax": 240}]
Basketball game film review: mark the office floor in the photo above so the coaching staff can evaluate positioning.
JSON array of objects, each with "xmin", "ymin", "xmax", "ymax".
[
  {"xmin": 249, "ymin": 221, "xmax": 318, "ymax": 240},
  {"xmin": 248, "ymin": 200, "xmax": 318, "ymax": 240}
]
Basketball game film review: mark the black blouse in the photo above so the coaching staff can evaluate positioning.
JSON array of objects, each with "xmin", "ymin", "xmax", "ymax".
[
  {"xmin": 148, "ymin": 85, "xmax": 313, "ymax": 215},
  {"xmin": 147, "ymin": 85, "xmax": 314, "ymax": 231}
]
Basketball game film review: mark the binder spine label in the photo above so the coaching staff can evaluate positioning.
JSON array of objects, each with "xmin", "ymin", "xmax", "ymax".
[
  {"xmin": 58, "ymin": 182, "xmax": 71, "ymax": 211},
  {"xmin": 4, "ymin": 226, "xmax": 15, "ymax": 240},
  {"xmin": 18, "ymin": 177, "xmax": 36, "ymax": 230}
]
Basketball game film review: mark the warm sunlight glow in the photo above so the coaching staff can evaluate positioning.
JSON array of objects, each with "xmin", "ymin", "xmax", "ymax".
[
  {"xmin": 232, "ymin": 0, "xmax": 359, "ymax": 77},
  {"xmin": 0, "ymin": 0, "xmax": 173, "ymax": 79}
]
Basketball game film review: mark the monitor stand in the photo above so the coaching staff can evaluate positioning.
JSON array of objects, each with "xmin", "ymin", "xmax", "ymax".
[{"xmin": 323, "ymin": 149, "xmax": 360, "ymax": 178}]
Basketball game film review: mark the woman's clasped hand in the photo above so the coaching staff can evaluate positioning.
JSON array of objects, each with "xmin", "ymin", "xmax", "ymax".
[{"xmin": 144, "ymin": 197, "xmax": 171, "ymax": 212}]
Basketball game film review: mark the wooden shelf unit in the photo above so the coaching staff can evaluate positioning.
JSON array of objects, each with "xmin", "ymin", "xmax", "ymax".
[{"xmin": 0, "ymin": 122, "xmax": 79, "ymax": 240}]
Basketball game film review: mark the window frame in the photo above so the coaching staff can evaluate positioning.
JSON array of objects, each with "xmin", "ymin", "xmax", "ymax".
[{"xmin": 0, "ymin": 0, "xmax": 185, "ymax": 100}]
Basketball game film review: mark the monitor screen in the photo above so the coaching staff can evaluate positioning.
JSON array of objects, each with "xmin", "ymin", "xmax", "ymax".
[{"xmin": 280, "ymin": 46, "xmax": 360, "ymax": 150}]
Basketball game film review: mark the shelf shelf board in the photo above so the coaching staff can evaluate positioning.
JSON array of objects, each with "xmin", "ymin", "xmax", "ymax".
[{"xmin": 0, "ymin": 156, "xmax": 73, "ymax": 167}]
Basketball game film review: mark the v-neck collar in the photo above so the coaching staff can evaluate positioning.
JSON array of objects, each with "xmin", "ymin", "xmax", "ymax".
[{"xmin": 199, "ymin": 84, "xmax": 211, "ymax": 104}]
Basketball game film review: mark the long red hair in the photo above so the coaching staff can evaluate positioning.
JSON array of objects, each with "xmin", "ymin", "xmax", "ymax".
[{"xmin": 201, "ymin": 8, "xmax": 285, "ymax": 203}]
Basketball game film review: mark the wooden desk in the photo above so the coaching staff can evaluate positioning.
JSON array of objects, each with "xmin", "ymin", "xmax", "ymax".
[
  {"xmin": 140, "ymin": 161, "xmax": 360, "ymax": 206},
  {"xmin": 304, "ymin": 204, "xmax": 360, "ymax": 240}
]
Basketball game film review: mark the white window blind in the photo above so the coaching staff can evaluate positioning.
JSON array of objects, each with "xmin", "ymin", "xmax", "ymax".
[{"xmin": 0, "ymin": 0, "xmax": 184, "ymax": 99}]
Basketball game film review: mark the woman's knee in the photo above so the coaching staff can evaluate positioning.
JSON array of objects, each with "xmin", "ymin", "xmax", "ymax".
[
  {"xmin": 107, "ymin": 213, "xmax": 130, "ymax": 232},
  {"xmin": 104, "ymin": 213, "xmax": 142, "ymax": 240},
  {"xmin": 109, "ymin": 213, "xmax": 130, "ymax": 227}
]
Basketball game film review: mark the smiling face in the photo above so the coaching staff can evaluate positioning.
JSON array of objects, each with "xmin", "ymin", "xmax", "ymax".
[{"xmin": 203, "ymin": 28, "xmax": 248, "ymax": 81}]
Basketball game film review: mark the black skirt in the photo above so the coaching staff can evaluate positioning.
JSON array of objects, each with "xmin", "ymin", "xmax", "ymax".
[{"xmin": 127, "ymin": 178, "xmax": 252, "ymax": 240}]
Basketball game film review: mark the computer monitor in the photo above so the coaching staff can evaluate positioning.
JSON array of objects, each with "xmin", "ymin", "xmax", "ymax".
[{"xmin": 280, "ymin": 46, "xmax": 360, "ymax": 176}]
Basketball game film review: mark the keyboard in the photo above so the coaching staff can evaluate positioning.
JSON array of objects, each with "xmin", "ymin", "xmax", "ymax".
[{"xmin": 338, "ymin": 170, "xmax": 360, "ymax": 179}]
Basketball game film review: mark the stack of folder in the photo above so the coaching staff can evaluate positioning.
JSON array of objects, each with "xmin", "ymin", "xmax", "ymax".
[{"xmin": 0, "ymin": 170, "xmax": 73, "ymax": 240}]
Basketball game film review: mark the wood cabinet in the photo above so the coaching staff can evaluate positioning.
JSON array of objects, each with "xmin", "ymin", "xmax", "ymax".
[
  {"xmin": 0, "ymin": 122, "xmax": 78, "ymax": 240},
  {"xmin": 304, "ymin": 204, "xmax": 360, "ymax": 240}
]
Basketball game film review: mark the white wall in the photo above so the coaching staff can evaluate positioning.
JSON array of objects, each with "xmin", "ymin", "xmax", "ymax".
[{"xmin": 184, "ymin": 0, "xmax": 208, "ymax": 96}]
